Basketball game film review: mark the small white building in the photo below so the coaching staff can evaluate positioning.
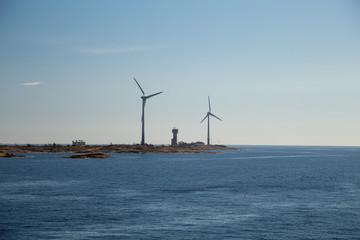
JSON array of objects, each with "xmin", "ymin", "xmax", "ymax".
[{"xmin": 72, "ymin": 140, "xmax": 86, "ymax": 146}]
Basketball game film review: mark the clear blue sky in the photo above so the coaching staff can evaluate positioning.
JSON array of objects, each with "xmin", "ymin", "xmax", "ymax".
[{"xmin": 1, "ymin": 0, "xmax": 359, "ymax": 146}]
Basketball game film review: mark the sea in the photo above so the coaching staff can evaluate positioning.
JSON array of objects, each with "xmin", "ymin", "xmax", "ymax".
[{"xmin": 0, "ymin": 145, "xmax": 359, "ymax": 240}]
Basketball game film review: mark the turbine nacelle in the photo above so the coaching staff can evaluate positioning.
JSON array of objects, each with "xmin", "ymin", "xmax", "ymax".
[
  {"xmin": 200, "ymin": 98, "xmax": 222, "ymax": 123},
  {"xmin": 142, "ymin": 91, "xmax": 163, "ymax": 100},
  {"xmin": 135, "ymin": 78, "xmax": 162, "ymax": 100}
]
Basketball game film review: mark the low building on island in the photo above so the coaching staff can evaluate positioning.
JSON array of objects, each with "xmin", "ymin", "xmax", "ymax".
[{"xmin": 72, "ymin": 140, "xmax": 86, "ymax": 146}]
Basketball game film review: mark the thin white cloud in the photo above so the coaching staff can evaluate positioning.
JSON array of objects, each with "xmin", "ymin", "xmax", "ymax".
[
  {"xmin": 81, "ymin": 45, "xmax": 168, "ymax": 55},
  {"xmin": 20, "ymin": 82, "xmax": 43, "ymax": 86}
]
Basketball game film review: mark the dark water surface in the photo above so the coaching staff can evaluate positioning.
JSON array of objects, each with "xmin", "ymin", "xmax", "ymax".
[{"xmin": 1, "ymin": 146, "xmax": 359, "ymax": 239}]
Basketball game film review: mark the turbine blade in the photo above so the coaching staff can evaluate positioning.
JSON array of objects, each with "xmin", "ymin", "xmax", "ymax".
[
  {"xmin": 134, "ymin": 78, "xmax": 145, "ymax": 95},
  {"xmin": 208, "ymin": 96, "xmax": 211, "ymax": 112},
  {"xmin": 145, "ymin": 91, "xmax": 163, "ymax": 99},
  {"xmin": 209, "ymin": 112, "xmax": 222, "ymax": 121},
  {"xmin": 200, "ymin": 114, "xmax": 209, "ymax": 123}
]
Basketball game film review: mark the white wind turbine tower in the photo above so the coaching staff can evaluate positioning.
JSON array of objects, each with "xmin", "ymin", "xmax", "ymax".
[
  {"xmin": 134, "ymin": 78, "xmax": 163, "ymax": 145},
  {"xmin": 200, "ymin": 96, "xmax": 222, "ymax": 145}
]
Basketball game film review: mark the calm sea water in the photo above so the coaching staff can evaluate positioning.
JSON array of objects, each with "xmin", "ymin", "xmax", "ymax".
[{"xmin": 1, "ymin": 145, "xmax": 359, "ymax": 240}]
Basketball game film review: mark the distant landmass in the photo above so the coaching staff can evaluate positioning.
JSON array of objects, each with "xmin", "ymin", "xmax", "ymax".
[{"xmin": 0, "ymin": 143, "xmax": 240, "ymax": 158}]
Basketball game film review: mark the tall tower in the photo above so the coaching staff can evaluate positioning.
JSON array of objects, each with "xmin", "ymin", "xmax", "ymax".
[
  {"xmin": 133, "ymin": 78, "xmax": 163, "ymax": 145},
  {"xmin": 171, "ymin": 128, "xmax": 178, "ymax": 146},
  {"xmin": 200, "ymin": 96, "xmax": 222, "ymax": 145}
]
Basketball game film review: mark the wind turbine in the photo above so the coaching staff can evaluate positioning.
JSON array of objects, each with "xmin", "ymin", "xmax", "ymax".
[
  {"xmin": 134, "ymin": 78, "xmax": 163, "ymax": 145},
  {"xmin": 200, "ymin": 96, "xmax": 222, "ymax": 145}
]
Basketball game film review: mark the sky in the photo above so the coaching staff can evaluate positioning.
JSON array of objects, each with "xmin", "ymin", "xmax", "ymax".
[{"xmin": 0, "ymin": 0, "xmax": 359, "ymax": 146}]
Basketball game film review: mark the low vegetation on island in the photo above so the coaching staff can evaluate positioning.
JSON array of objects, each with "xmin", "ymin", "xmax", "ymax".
[{"xmin": 0, "ymin": 143, "xmax": 240, "ymax": 157}]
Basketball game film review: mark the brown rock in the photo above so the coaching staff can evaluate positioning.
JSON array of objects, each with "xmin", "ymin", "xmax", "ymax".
[
  {"xmin": 64, "ymin": 153, "xmax": 111, "ymax": 159},
  {"xmin": 0, "ymin": 150, "xmax": 25, "ymax": 158}
]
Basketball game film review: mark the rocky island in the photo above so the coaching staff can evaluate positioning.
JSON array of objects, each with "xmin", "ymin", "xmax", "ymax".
[
  {"xmin": 0, "ymin": 143, "xmax": 239, "ymax": 156},
  {"xmin": 0, "ymin": 150, "xmax": 25, "ymax": 158}
]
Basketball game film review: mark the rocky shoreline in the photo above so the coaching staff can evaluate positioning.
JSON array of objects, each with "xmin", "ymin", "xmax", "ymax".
[{"xmin": 0, "ymin": 144, "xmax": 240, "ymax": 157}]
